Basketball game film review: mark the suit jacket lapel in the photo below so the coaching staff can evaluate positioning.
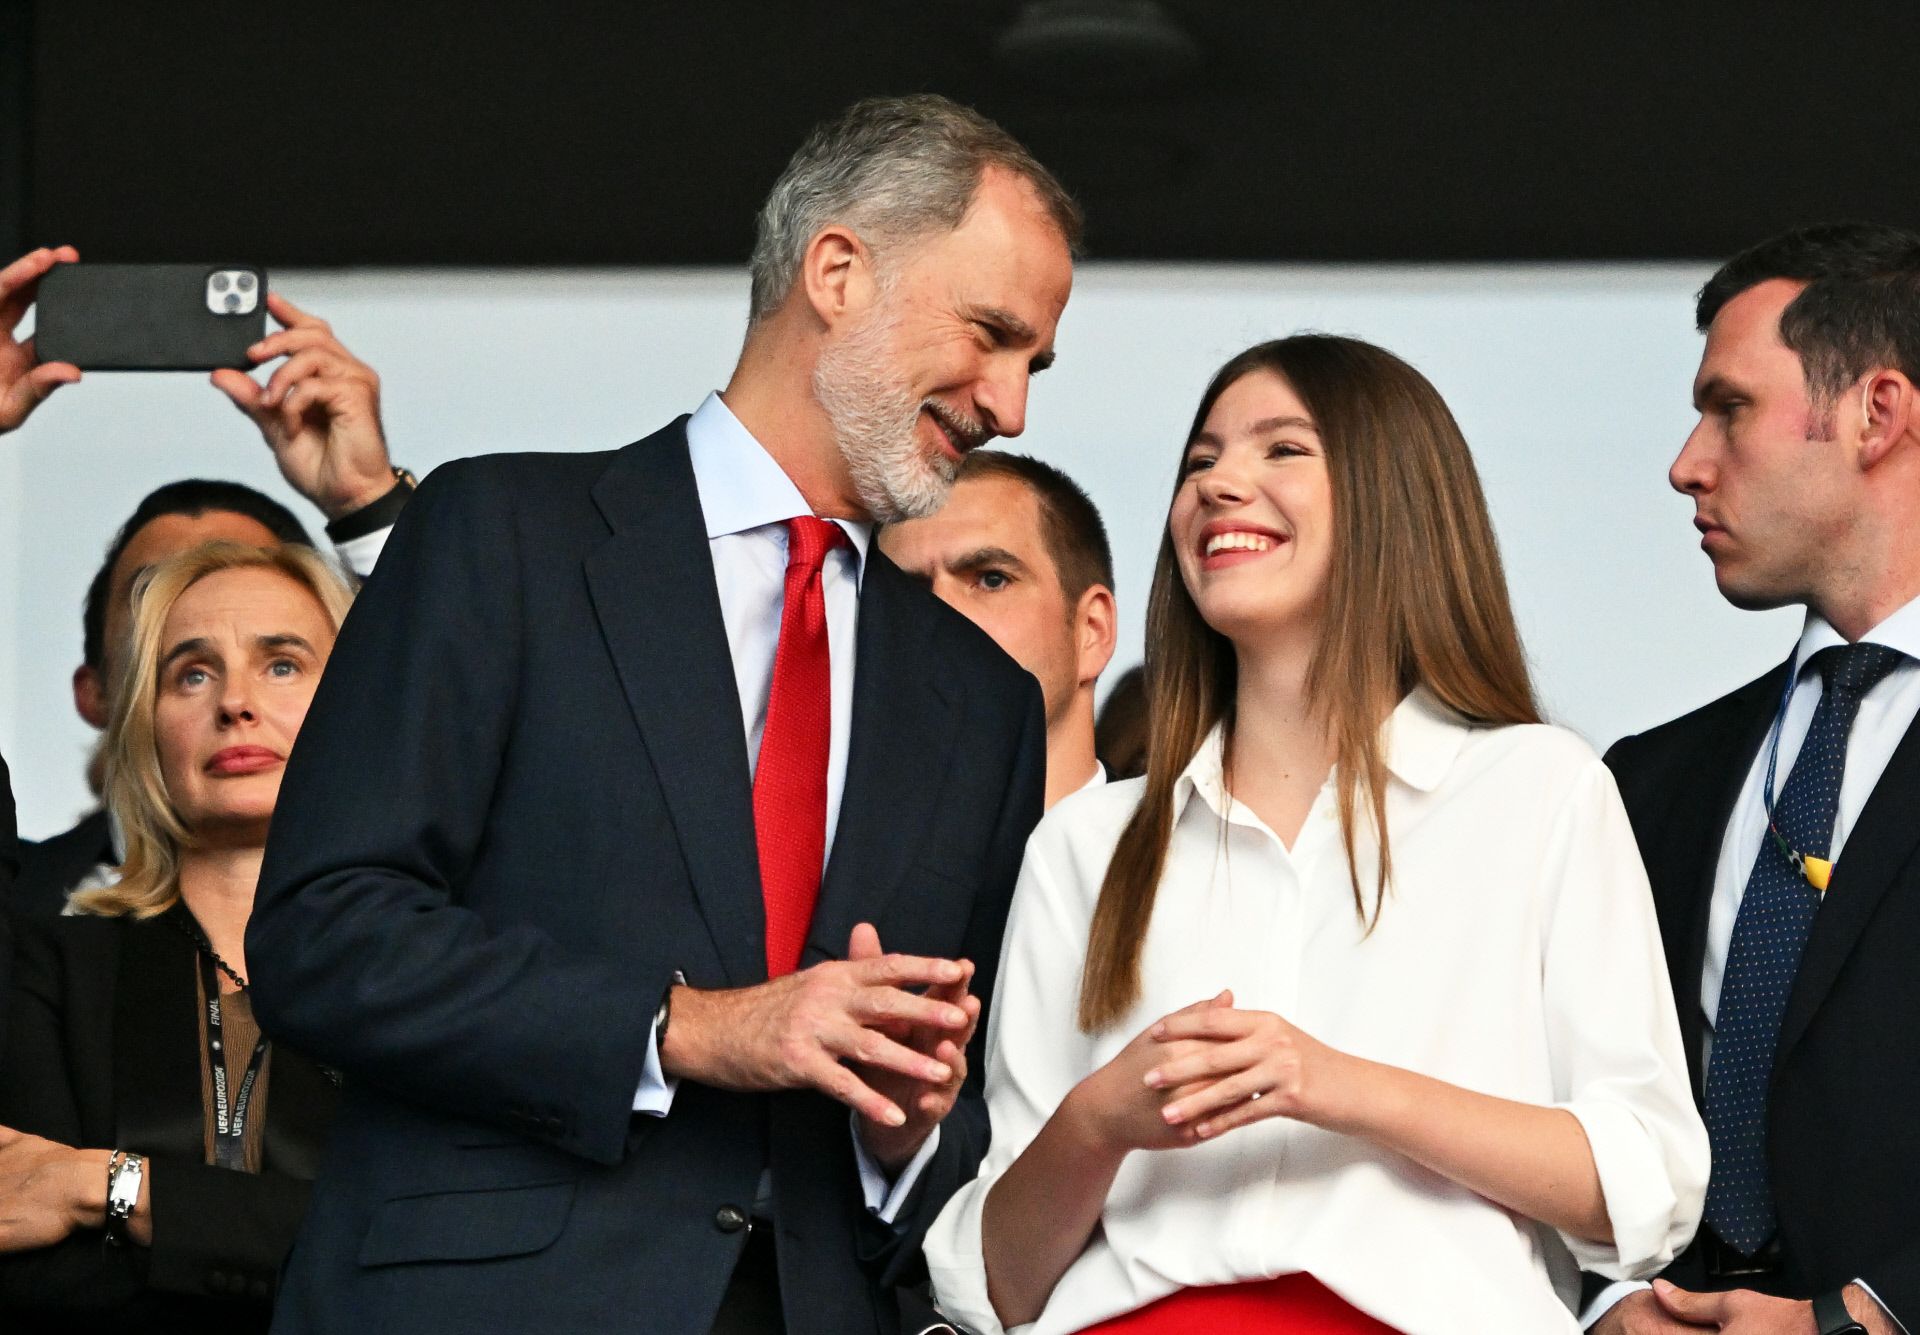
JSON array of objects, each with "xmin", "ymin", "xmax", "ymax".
[
  {"xmin": 804, "ymin": 555, "xmax": 958, "ymax": 965},
  {"xmin": 1673, "ymin": 667, "xmax": 1787, "ymax": 1093},
  {"xmin": 113, "ymin": 917, "xmax": 208, "ymax": 1158},
  {"xmin": 1779, "ymin": 702, "xmax": 1920, "ymax": 1058},
  {"xmin": 584, "ymin": 420, "xmax": 765, "ymax": 987}
]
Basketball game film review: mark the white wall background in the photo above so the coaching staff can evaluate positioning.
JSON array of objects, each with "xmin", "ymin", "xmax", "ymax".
[{"xmin": 2, "ymin": 262, "xmax": 1798, "ymax": 838}]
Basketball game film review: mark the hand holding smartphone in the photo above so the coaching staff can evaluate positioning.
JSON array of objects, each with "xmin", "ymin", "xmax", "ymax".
[{"xmin": 0, "ymin": 245, "xmax": 83, "ymax": 434}]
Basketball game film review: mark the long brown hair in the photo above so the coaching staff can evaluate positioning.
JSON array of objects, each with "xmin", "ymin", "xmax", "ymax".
[{"xmin": 1077, "ymin": 336, "xmax": 1540, "ymax": 1032}]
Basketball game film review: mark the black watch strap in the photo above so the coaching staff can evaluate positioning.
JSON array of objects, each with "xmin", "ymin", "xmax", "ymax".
[
  {"xmin": 1814, "ymin": 1288, "xmax": 1867, "ymax": 1335},
  {"xmin": 654, "ymin": 970, "xmax": 687, "ymax": 1049},
  {"xmin": 325, "ymin": 468, "xmax": 417, "ymax": 544}
]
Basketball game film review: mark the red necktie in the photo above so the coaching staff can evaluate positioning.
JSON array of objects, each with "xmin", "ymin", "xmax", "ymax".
[{"xmin": 756, "ymin": 516, "xmax": 848, "ymax": 977}]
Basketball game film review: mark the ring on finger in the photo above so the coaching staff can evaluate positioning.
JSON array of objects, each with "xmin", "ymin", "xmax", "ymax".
[{"xmin": 1249, "ymin": 1090, "xmax": 1263, "ymax": 1101}]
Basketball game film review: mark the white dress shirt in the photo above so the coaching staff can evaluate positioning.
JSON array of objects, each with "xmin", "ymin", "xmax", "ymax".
[
  {"xmin": 1585, "ymin": 595, "xmax": 1920, "ymax": 1330},
  {"xmin": 332, "ymin": 525, "xmax": 392, "ymax": 577},
  {"xmin": 627, "ymin": 392, "xmax": 935, "ymax": 1223},
  {"xmin": 925, "ymin": 690, "xmax": 1708, "ymax": 1335}
]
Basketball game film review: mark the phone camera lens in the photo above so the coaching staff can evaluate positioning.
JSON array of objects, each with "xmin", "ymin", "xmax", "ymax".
[
  {"xmin": 211, "ymin": 273, "xmax": 230, "ymax": 293},
  {"xmin": 223, "ymin": 293, "xmax": 241, "ymax": 312},
  {"xmin": 236, "ymin": 273, "xmax": 256, "ymax": 292}
]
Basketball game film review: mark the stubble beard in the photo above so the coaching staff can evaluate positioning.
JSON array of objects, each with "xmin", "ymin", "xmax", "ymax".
[{"xmin": 813, "ymin": 298, "xmax": 972, "ymax": 524}]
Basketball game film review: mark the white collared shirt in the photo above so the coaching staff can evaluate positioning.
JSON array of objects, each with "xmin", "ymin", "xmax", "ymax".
[
  {"xmin": 926, "ymin": 691, "xmax": 1708, "ymax": 1335},
  {"xmin": 1586, "ymin": 594, "xmax": 1920, "ymax": 1331},
  {"xmin": 684, "ymin": 390, "xmax": 870, "ymax": 855},
  {"xmin": 1702, "ymin": 595, "xmax": 1920, "ymax": 1049},
  {"xmin": 626, "ymin": 395, "xmax": 936, "ymax": 1222}
]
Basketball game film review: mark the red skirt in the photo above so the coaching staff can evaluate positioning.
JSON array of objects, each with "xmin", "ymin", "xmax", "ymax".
[{"xmin": 1077, "ymin": 1273, "xmax": 1402, "ymax": 1335}]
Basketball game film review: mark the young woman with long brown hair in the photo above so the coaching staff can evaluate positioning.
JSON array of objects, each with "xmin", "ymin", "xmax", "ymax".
[{"xmin": 923, "ymin": 336, "xmax": 1708, "ymax": 1334}]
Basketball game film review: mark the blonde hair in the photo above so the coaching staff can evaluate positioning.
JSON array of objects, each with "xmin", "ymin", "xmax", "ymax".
[
  {"xmin": 1078, "ymin": 336, "xmax": 1541, "ymax": 1032},
  {"xmin": 68, "ymin": 541, "xmax": 355, "ymax": 919}
]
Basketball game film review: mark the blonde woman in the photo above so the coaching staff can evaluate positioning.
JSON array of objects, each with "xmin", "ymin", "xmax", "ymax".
[
  {"xmin": 923, "ymin": 337, "xmax": 1709, "ymax": 1334},
  {"xmin": 0, "ymin": 541, "xmax": 352, "ymax": 1331}
]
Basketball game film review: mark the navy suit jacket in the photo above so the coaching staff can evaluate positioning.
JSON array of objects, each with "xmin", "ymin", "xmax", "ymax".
[
  {"xmin": 1601, "ymin": 663, "xmax": 1920, "ymax": 1314},
  {"xmin": 248, "ymin": 421, "xmax": 1046, "ymax": 1335}
]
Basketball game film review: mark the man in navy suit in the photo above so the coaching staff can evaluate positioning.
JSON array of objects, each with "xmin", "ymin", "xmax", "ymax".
[
  {"xmin": 1589, "ymin": 224, "xmax": 1920, "ymax": 1335},
  {"xmin": 249, "ymin": 95, "xmax": 1079, "ymax": 1334}
]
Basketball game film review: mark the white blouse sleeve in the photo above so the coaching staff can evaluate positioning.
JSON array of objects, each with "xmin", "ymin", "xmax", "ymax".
[
  {"xmin": 1540, "ymin": 755, "xmax": 1710, "ymax": 1278},
  {"xmin": 923, "ymin": 820, "xmax": 1104, "ymax": 1335}
]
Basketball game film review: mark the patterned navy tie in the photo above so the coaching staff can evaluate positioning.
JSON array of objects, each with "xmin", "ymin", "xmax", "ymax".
[{"xmin": 1703, "ymin": 641, "xmax": 1908, "ymax": 1255}]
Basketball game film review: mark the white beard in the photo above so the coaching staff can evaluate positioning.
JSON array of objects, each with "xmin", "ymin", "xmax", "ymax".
[{"xmin": 812, "ymin": 299, "xmax": 967, "ymax": 523}]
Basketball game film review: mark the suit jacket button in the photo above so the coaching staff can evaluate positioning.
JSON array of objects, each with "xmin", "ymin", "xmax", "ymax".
[
  {"xmin": 714, "ymin": 1204, "xmax": 748, "ymax": 1233},
  {"xmin": 207, "ymin": 1270, "xmax": 230, "ymax": 1294},
  {"xmin": 248, "ymin": 1276, "xmax": 272, "ymax": 1300}
]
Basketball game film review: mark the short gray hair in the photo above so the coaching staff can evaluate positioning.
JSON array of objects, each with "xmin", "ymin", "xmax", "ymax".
[{"xmin": 748, "ymin": 95, "xmax": 1082, "ymax": 323}]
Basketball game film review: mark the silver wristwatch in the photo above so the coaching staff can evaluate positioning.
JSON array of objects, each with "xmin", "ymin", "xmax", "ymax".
[{"xmin": 104, "ymin": 1150, "xmax": 145, "ymax": 1245}]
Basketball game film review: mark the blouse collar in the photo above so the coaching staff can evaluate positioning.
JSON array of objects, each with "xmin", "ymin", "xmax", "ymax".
[{"xmin": 1174, "ymin": 686, "xmax": 1474, "ymax": 823}]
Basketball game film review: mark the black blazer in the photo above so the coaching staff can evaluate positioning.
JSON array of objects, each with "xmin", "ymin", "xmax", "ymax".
[
  {"xmin": 1602, "ymin": 662, "xmax": 1920, "ymax": 1313},
  {"xmin": 248, "ymin": 422, "xmax": 1047, "ymax": 1335},
  {"xmin": 0, "ymin": 912, "xmax": 339, "ymax": 1332},
  {"xmin": 13, "ymin": 810, "xmax": 114, "ymax": 921}
]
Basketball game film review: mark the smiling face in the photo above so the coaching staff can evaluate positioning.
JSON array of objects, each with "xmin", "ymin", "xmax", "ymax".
[
  {"xmin": 813, "ymin": 166, "xmax": 1075, "ymax": 521},
  {"xmin": 1671, "ymin": 278, "xmax": 1864, "ymax": 612},
  {"xmin": 1170, "ymin": 369, "xmax": 1335, "ymax": 651},
  {"xmin": 151, "ymin": 566, "xmax": 338, "ymax": 845}
]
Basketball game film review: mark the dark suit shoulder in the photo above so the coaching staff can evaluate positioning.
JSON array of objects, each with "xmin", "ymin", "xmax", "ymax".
[
  {"xmin": 432, "ymin": 444, "xmax": 625, "ymax": 482},
  {"xmin": 1606, "ymin": 665, "xmax": 1786, "ymax": 780},
  {"xmin": 407, "ymin": 423, "xmax": 692, "ymax": 553},
  {"xmin": 13, "ymin": 810, "xmax": 113, "ymax": 919},
  {"xmin": 866, "ymin": 549, "xmax": 1041, "ymax": 696},
  {"xmin": 415, "ymin": 446, "xmax": 623, "ymax": 511}
]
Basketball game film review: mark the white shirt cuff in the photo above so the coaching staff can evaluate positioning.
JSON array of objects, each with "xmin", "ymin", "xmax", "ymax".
[
  {"xmin": 1579, "ymin": 1279, "xmax": 1648, "ymax": 1329},
  {"xmin": 333, "ymin": 525, "xmax": 393, "ymax": 579},
  {"xmin": 850, "ymin": 1114, "xmax": 941, "ymax": 1225},
  {"xmin": 630, "ymin": 1014, "xmax": 679, "ymax": 1115},
  {"xmin": 1855, "ymin": 1278, "xmax": 1908, "ymax": 1335}
]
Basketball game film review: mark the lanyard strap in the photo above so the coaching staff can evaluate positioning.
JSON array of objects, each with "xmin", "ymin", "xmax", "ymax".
[
  {"xmin": 1760, "ymin": 652, "xmax": 1800, "ymax": 817},
  {"xmin": 1758, "ymin": 652, "xmax": 1835, "ymax": 892},
  {"xmin": 199, "ymin": 951, "xmax": 270, "ymax": 1172}
]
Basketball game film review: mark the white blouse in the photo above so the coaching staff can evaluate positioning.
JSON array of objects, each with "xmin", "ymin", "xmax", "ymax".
[{"xmin": 924, "ymin": 690, "xmax": 1708, "ymax": 1335}]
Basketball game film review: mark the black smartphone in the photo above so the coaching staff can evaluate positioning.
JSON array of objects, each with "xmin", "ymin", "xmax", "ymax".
[{"xmin": 34, "ymin": 262, "xmax": 269, "ymax": 371}]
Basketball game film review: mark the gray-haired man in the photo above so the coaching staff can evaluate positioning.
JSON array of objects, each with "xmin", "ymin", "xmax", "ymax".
[{"xmin": 248, "ymin": 96, "xmax": 1078, "ymax": 1334}]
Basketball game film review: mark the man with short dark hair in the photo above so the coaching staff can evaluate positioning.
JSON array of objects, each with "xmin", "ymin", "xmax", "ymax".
[
  {"xmin": 248, "ymin": 95, "xmax": 1078, "ymax": 1333},
  {"xmin": 879, "ymin": 449, "xmax": 1116, "ymax": 808},
  {"xmin": 0, "ymin": 247, "xmax": 409, "ymax": 913},
  {"xmin": 1588, "ymin": 222, "xmax": 1920, "ymax": 1335}
]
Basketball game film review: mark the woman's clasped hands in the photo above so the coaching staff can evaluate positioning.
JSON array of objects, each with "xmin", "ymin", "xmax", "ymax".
[{"xmin": 1063, "ymin": 989, "xmax": 1364, "ymax": 1157}]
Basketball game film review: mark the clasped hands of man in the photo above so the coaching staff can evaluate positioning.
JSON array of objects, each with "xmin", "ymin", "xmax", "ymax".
[{"xmin": 1599, "ymin": 1283, "xmax": 1893, "ymax": 1334}]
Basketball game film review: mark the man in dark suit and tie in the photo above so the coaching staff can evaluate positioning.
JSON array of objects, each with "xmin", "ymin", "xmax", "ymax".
[
  {"xmin": 1589, "ymin": 224, "xmax": 1920, "ymax": 1334},
  {"xmin": 247, "ymin": 95, "xmax": 1079, "ymax": 1334}
]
